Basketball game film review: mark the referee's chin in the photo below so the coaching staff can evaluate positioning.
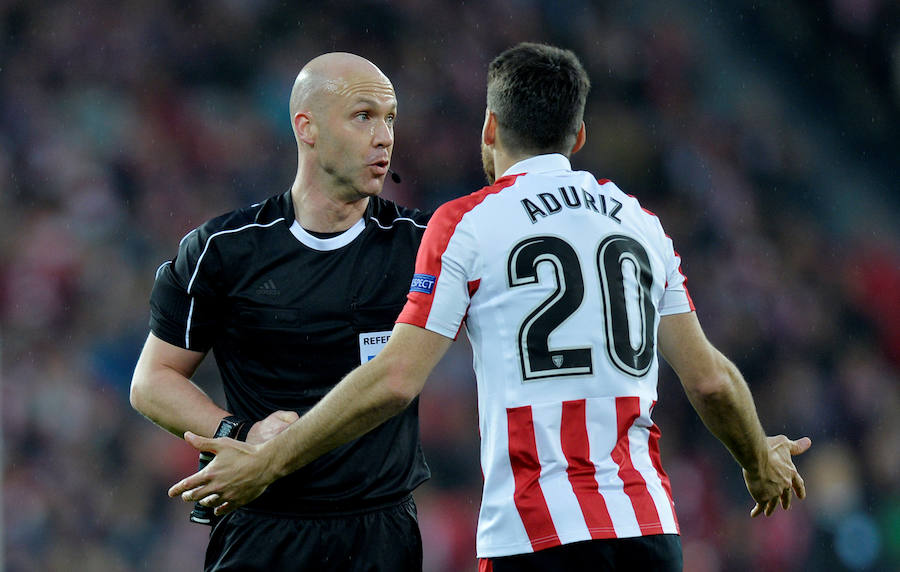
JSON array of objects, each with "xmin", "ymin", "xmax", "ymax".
[
  {"xmin": 338, "ymin": 178, "xmax": 385, "ymax": 202},
  {"xmin": 355, "ymin": 180, "xmax": 386, "ymax": 199}
]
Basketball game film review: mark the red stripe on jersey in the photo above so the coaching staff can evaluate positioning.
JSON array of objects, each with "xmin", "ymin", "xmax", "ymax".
[
  {"xmin": 682, "ymin": 285, "xmax": 695, "ymax": 311},
  {"xmin": 507, "ymin": 405, "xmax": 561, "ymax": 551},
  {"xmin": 612, "ymin": 397, "xmax": 663, "ymax": 535},
  {"xmin": 396, "ymin": 176, "xmax": 520, "ymax": 329},
  {"xmin": 561, "ymin": 400, "xmax": 617, "ymax": 539},
  {"xmin": 626, "ymin": 193, "xmax": 657, "ymax": 218},
  {"xmin": 672, "ymin": 248, "xmax": 695, "ymax": 311},
  {"xmin": 648, "ymin": 419, "xmax": 680, "ymax": 533},
  {"xmin": 457, "ymin": 279, "xmax": 483, "ymax": 337}
]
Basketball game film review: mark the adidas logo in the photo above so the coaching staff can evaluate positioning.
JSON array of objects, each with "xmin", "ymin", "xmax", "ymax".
[{"xmin": 256, "ymin": 279, "xmax": 280, "ymax": 297}]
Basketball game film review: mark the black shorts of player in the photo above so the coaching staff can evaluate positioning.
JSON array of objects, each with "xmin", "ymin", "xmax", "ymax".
[
  {"xmin": 481, "ymin": 534, "xmax": 682, "ymax": 572},
  {"xmin": 204, "ymin": 494, "xmax": 422, "ymax": 572}
]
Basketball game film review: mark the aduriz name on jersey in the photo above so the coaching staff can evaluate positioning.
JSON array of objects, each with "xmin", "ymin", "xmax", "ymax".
[{"xmin": 521, "ymin": 186, "xmax": 622, "ymax": 225}]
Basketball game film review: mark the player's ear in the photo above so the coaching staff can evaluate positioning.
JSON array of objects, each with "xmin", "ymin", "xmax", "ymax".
[
  {"xmin": 482, "ymin": 109, "xmax": 497, "ymax": 146},
  {"xmin": 295, "ymin": 111, "xmax": 316, "ymax": 146},
  {"xmin": 570, "ymin": 122, "xmax": 586, "ymax": 155}
]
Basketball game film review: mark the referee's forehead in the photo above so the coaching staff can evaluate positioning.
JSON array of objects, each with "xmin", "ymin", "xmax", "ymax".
[
  {"xmin": 292, "ymin": 53, "xmax": 395, "ymax": 115},
  {"xmin": 328, "ymin": 75, "xmax": 396, "ymax": 109}
]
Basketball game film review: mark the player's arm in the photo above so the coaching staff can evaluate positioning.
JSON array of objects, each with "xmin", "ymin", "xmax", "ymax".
[
  {"xmin": 658, "ymin": 311, "xmax": 811, "ymax": 517},
  {"xmin": 130, "ymin": 332, "xmax": 229, "ymax": 438},
  {"xmin": 265, "ymin": 323, "xmax": 452, "ymax": 475},
  {"xmin": 168, "ymin": 323, "xmax": 453, "ymax": 514}
]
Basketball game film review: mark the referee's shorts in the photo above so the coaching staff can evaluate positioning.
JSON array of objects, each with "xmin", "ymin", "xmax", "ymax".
[
  {"xmin": 204, "ymin": 494, "xmax": 422, "ymax": 571},
  {"xmin": 479, "ymin": 534, "xmax": 682, "ymax": 572}
]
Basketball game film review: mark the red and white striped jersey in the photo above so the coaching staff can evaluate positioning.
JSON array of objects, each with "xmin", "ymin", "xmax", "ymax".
[{"xmin": 397, "ymin": 154, "xmax": 694, "ymax": 557}]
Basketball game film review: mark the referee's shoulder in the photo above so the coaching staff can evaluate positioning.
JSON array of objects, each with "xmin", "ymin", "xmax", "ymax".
[
  {"xmin": 185, "ymin": 195, "xmax": 285, "ymax": 249},
  {"xmin": 369, "ymin": 196, "xmax": 431, "ymax": 230}
]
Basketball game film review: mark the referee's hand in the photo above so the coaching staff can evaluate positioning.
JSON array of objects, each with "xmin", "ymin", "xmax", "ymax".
[
  {"xmin": 168, "ymin": 432, "xmax": 274, "ymax": 516},
  {"xmin": 246, "ymin": 410, "xmax": 300, "ymax": 444}
]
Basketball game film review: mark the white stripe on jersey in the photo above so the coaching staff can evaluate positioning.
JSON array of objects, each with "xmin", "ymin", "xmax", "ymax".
[
  {"xmin": 178, "ymin": 227, "xmax": 198, "ymax": 247},
  {"xmin": 155, "ymin": 260, "xmax": 172, "ymax": 280},
  {"xmin": 187, "ymin": 219, "xmax": 285, "ymax": 294},
  {"xmin": 184, "ymin": 218, "xmax": 284, "ymax": 349},
  {"xmin": 368, "ymin": 215, "xmax": 428, "ymax": 230},
  {"xmin": 530, "ymin": 402, "xmax": 592, "ymax": 544},
  {"xmin": 629, "ymin": 400, "xmax": 679, "ymax": 534},
  {"xmin": 586, "ymin": 398, "xmax": 643, "ymax": 539},
  {"xmin": 185, "ymin": 297, "xmax": 196, "ymax": 349}
]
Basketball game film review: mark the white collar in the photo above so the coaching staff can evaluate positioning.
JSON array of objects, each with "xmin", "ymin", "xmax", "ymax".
[
  {"xmin": 288, "ymin": 217, "xmax": 366, "ymax": 251},
  {"xmin": 501, "ymin": 153, "xmax": 572, "ymax": 178}
]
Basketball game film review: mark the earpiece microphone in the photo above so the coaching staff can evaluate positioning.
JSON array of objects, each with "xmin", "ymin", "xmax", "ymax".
[{"xmin": 388, "ymin": 169, "xmax": 402, "ymax": 184}]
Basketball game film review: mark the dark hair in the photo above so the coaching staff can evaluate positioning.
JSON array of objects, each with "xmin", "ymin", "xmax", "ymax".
[{"xmin": 487, "ymin": 42, "xmax": 590, "ymax": 155}]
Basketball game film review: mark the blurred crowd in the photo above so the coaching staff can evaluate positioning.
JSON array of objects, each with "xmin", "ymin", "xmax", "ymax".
[{"xmin": 2, "ymin": 1, "xmax": 898, "ymax": 571}]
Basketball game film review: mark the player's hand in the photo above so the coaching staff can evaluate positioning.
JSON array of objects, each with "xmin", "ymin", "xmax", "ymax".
[
  {"xmin": 168, "ymin": 432, "xmax": 275, "ymax": 516},
  {"xmin": 246, "ymin": 410, "xmax": 299, "ymax": 445},
  {"xmin": 743, "ymin": 435, "xmax": 811, "ymax": 517}
]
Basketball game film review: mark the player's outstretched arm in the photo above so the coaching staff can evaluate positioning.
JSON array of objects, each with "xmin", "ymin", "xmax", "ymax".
[
  {"xmin": 658, "ymin": 312, "xmax": 811, "ymax": 517},
  {"xmin": 168, "ymin": 323, "xmax": 453, "ymax": 515}
]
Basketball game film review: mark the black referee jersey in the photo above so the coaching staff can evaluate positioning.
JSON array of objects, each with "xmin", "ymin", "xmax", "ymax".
[{"xmin": 149, "ymin": 190, "xmax": 432, "ymax": 515}]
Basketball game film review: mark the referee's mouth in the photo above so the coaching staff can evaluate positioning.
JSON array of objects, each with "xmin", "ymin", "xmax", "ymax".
[{"xmin": 368, "ymin": 160, "xmax": 389, "ymax": 177}]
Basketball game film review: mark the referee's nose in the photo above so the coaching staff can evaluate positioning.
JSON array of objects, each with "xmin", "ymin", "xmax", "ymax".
[{"xmin": 373, "ymin": 117, "xmax": 394, "ymax": 150}]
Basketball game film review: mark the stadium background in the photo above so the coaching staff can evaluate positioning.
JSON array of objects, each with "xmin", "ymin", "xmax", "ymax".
[{"xmin": 2, "ymin": 1, "xmax": 898, "ymax": 570}]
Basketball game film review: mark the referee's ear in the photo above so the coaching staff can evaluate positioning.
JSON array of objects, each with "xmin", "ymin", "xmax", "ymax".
[{"xmin": 294, "ymin": 111, "xmax": 316, "ymax": 147}]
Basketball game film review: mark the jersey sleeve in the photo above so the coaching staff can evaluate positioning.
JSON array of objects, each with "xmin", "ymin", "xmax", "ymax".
[
  {"xmin": 149, "ymin": 226, "xmax": 223, "ymax": 352},
  {"xmin": 657, "ymin": 226, "xmax": 695, "ymax": 316},
  {"xmin": 396, "ymin": 201, "xmax": 477, "ymax": 339}
]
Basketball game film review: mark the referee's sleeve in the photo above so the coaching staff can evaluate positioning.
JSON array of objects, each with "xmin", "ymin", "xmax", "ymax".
[{"xmin": 149, "ymin": 228, "xmax": 221, "ymax": 352}]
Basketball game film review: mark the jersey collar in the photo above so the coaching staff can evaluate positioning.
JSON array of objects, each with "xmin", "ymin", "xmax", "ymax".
[
  {"xmin": 288, "ymin": 217, "xmax": 366, "ymax": 251},
  {"xmin": 501, "ymin": 153, "xmax": 572, "ymax": 178}
]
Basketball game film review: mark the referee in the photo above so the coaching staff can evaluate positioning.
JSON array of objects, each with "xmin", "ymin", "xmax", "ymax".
[{"xmin": 130, "ymin": 53, "xmax": 430, "ymax": 571}]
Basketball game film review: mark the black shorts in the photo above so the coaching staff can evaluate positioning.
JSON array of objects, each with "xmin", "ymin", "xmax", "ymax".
[
  {"xmin": 204, "ymin": 495, "xmax": 422, "ymax": 572},
  {"xmin": 479, "ymin": 534, "xmax": 682, "ymax": 572}
]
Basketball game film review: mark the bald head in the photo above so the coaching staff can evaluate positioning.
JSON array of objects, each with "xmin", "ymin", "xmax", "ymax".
[
  {"xmin": 288, "ymin": 52, "xmax": 398, "ymax": 203},
  {"xmin": 290, "ymin": 53, "xmax": 394, "ymax": 121}
]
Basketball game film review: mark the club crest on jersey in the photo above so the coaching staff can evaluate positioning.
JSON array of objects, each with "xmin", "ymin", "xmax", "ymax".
[{"xmin": 409, "ymin": 273, "xmax": 436, "ymax": 295}]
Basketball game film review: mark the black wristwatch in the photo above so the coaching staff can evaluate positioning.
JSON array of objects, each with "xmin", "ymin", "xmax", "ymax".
[
  {"xmin": 189, "ymin": 415, "xmax": 252, "ymax": 526},
  {"xmin": 214, "ymin": 415, "xmax": 252, "ymax": 441}
]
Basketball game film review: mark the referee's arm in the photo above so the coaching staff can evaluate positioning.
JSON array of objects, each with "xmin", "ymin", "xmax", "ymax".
[
  {"xmin": 169, "ymin": 323, "xmax": 452, "ymax": 514},
  {"xmin": 131, "ymin": 332, "xmax": 229, "ymax": 439}
]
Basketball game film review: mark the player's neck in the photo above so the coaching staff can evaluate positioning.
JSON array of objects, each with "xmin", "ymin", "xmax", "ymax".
[{"xmin": 493, "ymin": 150, "xmax": 536, "ymax": 181}]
